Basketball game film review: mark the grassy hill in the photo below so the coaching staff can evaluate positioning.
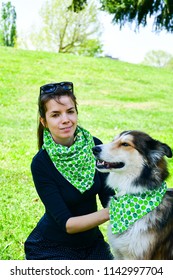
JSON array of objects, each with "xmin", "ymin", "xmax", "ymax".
[{"xmin": 0, "ymin": 46, "xmax": 173, "ymax": 259}]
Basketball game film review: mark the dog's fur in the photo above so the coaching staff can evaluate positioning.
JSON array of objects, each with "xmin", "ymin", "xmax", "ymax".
[{"xmin": 92, "ymin": 130, "xmax": 173, "ymax": 260}]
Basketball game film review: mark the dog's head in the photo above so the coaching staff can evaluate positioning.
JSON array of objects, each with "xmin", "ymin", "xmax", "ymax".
[{"xmin": 92, "ymin": 130, "xmax": 172, "ymax": 188}]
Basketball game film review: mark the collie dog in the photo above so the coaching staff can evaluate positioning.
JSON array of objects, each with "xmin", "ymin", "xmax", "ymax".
[{"xmin": 92, "ymin": 130, "xmax": 173, "ymax": 259}]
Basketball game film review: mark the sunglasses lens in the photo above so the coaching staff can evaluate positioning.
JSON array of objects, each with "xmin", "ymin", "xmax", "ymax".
[
  {"xmin": 42, "ymin": 85, "xmax": 57, "ymax": 93},
  {"xmin": 40, "ymin": 82, "xmax": 73, "ymax": 95},
  {"xmin": 61, "ymin": 83, "xmax": 73, "ymax": 92}
]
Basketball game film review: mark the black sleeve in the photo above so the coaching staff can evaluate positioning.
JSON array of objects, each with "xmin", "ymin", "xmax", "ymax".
[
  {"xmin": 31, "ymin": 153, "xmax": 72, "ymax": 232},
  {"xmin": 98, "ymin": 171, "xmax": 115, "ymax": 207},
  {"xmin": 93, "ymin": 137, "xmax": 115, "ymax": 207}
]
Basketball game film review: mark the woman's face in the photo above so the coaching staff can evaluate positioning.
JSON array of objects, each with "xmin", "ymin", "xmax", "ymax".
[{"xmin": 41, "ymin": 95, "xmax": 78, "ymax": 146}]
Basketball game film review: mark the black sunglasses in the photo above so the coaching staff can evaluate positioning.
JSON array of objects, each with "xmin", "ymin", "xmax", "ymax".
[{"xmin": 40, "ymin": 82, "xmax": 73, "ymax": 95}]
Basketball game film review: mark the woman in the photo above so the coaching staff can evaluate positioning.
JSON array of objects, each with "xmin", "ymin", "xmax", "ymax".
[{"xmin": 24, "ymin": 81, "xmax": 114, "ymax": 260}]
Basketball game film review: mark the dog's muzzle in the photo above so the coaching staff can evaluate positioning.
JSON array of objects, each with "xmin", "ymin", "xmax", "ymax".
[{"xmin": 92, "ymin": 145, "xmax": 125, "ymax": 170}]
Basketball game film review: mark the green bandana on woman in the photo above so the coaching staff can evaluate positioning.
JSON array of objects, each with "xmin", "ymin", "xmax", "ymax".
[
  {"xmin": 109, "ymin": 182, "xmax": 167, "ymax": 234},
  {"xmin": 42, "ymin": 126, "xmax": 96, "ymax": 193}
]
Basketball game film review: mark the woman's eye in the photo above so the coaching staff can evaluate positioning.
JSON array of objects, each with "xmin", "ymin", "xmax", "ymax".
[
  {"xmin": 121, "ymin": 142, "xmax": 129, "ymax": 147},
  {"xmin": 52, "ymin": 114, "xmax": 59, "ymax": 117}
]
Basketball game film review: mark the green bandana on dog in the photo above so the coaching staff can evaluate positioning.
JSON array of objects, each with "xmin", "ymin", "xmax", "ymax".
[
  {"xmin": 109, "ymin": 182, "xmax": 167, "ymax": 234},
  {"xmin": 42, "ymin": 126, "xmax": 96, "ymax": 193}
]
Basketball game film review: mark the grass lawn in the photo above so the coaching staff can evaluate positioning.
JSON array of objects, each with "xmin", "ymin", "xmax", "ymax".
[{"xmin": 0, "ymin": 46, "xmax": 173, "ymax": 259}]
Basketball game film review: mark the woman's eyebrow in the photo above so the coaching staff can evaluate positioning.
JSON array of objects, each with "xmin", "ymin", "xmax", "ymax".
[
  {"xmin": 67, "ymin": 107, "xmax": 75, "ymax": 110},
  {"xmin": 50, "ymin": 110, "xmax": 60, "ymax": 114},
  {"xmin": 50, "ymin": 107, "xmax": 75, "ymax": 114}
]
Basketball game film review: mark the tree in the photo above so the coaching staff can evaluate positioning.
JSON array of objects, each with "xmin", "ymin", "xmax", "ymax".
[
  {"xmin": 28, "ymin": 0, "xmax": 103, "ymax": 56},
  {"xmin": 0, "ymin": 1, "xmax": 17, "ymax": 47},
  {"xmin": 77, "ymin": 38, "xmax": 103, "ymax": 56},
  {"xmin": 69, "ymin": 0, "xmax": 88, "ymax": 12},
  {"xmin": 72, "ymin": 0, "xmax": 173, "ymax": 32},
  {"xmin": 143, "ymin": 50, "xmax": 173, "ymax": 67}
]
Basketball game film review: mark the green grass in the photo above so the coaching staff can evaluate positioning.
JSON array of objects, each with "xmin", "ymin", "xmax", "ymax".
[{"xmin": 0, "ymin": 46, "xmax": 173, "ymax": 259}]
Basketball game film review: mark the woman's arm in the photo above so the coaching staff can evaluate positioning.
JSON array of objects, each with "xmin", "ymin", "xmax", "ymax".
[{"xmin": 66, "ymin": 208, "xmax": 109, "ymax": 234}]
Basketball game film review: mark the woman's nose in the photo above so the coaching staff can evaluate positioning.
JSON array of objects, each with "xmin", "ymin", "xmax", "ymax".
[{"xmin": 61, "ymin": 114, "xmax": 70, "ymax": 123}]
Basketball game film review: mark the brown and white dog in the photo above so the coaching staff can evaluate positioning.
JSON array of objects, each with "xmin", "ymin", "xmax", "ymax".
[{"xmin": 92, "ymin": 130, "xmax": 173, "ymax": 260}]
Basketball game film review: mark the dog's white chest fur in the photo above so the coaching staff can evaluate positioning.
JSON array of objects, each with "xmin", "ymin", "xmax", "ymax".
[{"xmin": 108, "ymin": 217, "xmax": 155, "ymax": 260}]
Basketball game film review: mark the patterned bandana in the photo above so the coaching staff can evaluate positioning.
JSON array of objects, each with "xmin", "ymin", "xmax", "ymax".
[
  {"xmin": 109, "ymin": 182, "xmax": 167, "ymax": 234},
  {"xmin": 42, "ymin": 126, "xmax": 96, "ymax": 193}
]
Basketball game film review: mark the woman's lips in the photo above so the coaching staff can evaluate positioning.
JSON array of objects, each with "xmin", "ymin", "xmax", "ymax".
[{"xmin": 60, "ymin": 125, "xmax": 73, "ymax": 132}]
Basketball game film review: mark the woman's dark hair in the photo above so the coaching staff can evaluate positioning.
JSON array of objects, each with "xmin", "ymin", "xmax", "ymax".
[{"xmin": 37, "ymin": 85, "xmax": 78, "ymax": 150}]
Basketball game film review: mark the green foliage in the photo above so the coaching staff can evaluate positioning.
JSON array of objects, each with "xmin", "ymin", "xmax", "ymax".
[
  {"xmin": 63, "ymin": 0, "xmax": 173, "ymax": 32},
  {"xmin": 100, "ymin": 0, "xmax": 173, "ymax": 32},
  {"xmin": 0, "ymin": 1, "xmax": 17, "ymax": 47},
  {"xmin": 0, "ymin": 46, "xmax": 173, "ymax": 259},
  {"xmin": 70, "ymin": 0, "xmax": 88, "ymax": 12},
  {"xmin": 75, "ymin": 38, "xmax": 103, "ymax": 56}
]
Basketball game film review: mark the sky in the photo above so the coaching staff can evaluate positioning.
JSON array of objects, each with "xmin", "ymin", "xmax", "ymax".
[{"xmin": 1, "ymin": 0, "xmax": 173, "ymax": 63}]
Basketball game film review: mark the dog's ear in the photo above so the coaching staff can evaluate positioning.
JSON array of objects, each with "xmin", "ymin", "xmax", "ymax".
[
  {"xmin": 144, "ymin": 137, "xmax": 172, "ymax": 166},
  {"xmin": 149, "ymin": 139, "xmax": 172, "ymax": 163},
  {"xmin": 158, "ymin": 142, "xmax": 172, "ymax": 158}
]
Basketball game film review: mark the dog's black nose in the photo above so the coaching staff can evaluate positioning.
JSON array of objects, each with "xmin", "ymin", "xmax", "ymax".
[{"xmin": 92, "ymin": 145, "xmax": 102, "ymax": 155}]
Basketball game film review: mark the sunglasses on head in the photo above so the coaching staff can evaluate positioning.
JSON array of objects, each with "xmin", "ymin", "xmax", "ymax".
[{"xmin": 40, "ymin": 82, "xmax": 73, "ymax": 95}]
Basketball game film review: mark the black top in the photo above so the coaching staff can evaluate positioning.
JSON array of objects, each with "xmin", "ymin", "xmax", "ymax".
[{"xmin": 31, "ymin": 137, "xmax": 114, "ymax": 248}]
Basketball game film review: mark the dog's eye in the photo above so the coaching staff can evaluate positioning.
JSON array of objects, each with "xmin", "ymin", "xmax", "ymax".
[{"xmin": 121, "ymin": 142, "xmax": 130, "ymax": 147}]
